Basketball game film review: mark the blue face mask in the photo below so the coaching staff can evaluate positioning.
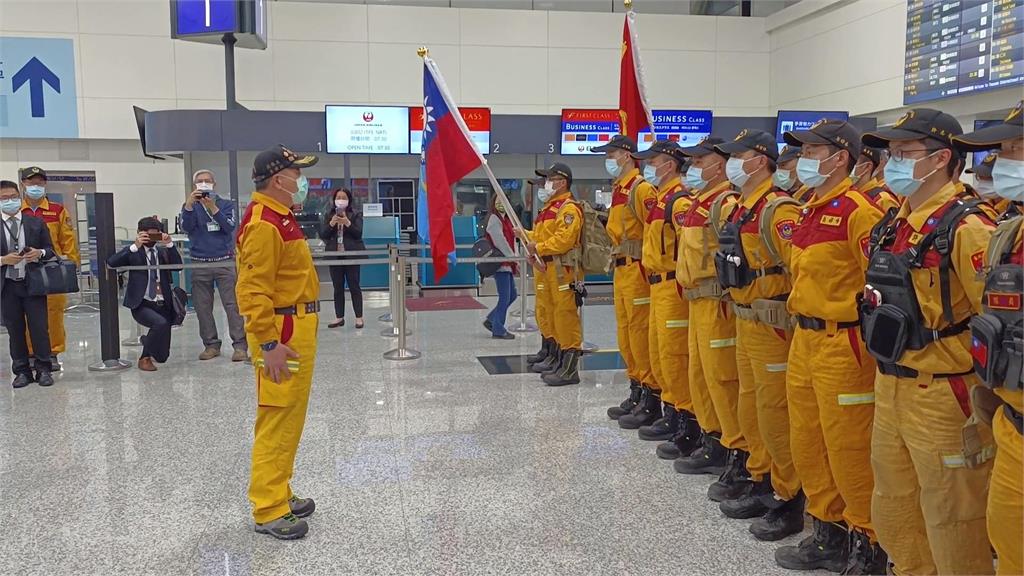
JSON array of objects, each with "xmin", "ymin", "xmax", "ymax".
[
  {"xmin": 725, "ymin": 157, "xmax": 752, "ymax": 188},
  {"xmin": 685, "ymin": 165, "xmax": 708, "ymax": 191},
  {"xmin": 24, "ymin": 185, "xmax": 45, "ymax": 200},
  {"xmin": 281, "ymin": 174, "xmax": 309, "ymax": 206},
  {"xmin": 796, "ymin": 151, "xmax": 840, "ymax": 189},
  {"xmin": 1, "ymin": 199, "xmax": 22, "ymax": 215},
  {"xmin": 884, "ymin": 151, "xmax": 938, "ymax": 198},
  {"xmin": 605, "ymin": 158, "xmax": 624, "ymax": 178},
  {"xmin": 992, "ymin": 156, "xmax": 1024, "ymax": 202},
  {"xmin": 643, "ymin": 163, "xmax": 662, "ymax": 186},
  {"xmin": 773, "ymin": 169, "xmax": 794, "ymax": 190}
]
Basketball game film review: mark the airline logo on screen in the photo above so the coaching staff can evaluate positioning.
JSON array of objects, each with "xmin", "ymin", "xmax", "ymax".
[
  {"xmin": 362, "ymin": 111, "xmax": 374, "ymax": 122},
  {"xmin": 560, "ymin": 109, "xmax": 620, "ymax": 154}
]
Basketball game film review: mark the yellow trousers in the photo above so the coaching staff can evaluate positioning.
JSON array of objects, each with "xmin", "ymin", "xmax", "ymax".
[
  {"xmin": 990, "ymin": 405, "xmax": 1023, "ymax": 576},
  {"xmin": 648, "ymin": 279, "xmax": 691, "ymax": 411},
  {"xmin": 613, "ymin": 261, "xmax": 653, "ymax": 385},
  {"xmin": 26, "ymin": 294, "xmax": 67, "ymax": 355},
  {"xmin": 248, "ymin": 311, "xmax": 318, "ymax": 524},
  {"xmin": 689, "ymin": 298, "xmax": 742, "ymax": 446},
  {"xmin": 541, "ymin": 265, "xmax": 581, "ymax": 350},
  {"xmin": 735, "ymin": 317, "xmax": 799, "ymax": 499},
  {"xmin": 872, "ymin": 372, "xmax": 993, "ymax": 575},
  {"xmin": 534, "ymin": 271, "xmax": 552, "ymax": 340},
  {"xmin": 788, "ymin": 326, "xmax": 876, "ymax": 536}
]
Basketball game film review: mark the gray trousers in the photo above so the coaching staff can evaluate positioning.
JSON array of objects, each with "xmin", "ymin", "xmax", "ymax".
[{"xmin": 191, "ymin": 265, "xmax": 247, "ymax": 350}]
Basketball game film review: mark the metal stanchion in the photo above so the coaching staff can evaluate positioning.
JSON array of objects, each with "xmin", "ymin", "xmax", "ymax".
[
  {"xmin": 508, "ymin": 261, "xmax": 537, "ymax": 333},
  {"xmin": 580, "ymin": 297, "xmax": 598, "ymax": 354},
  {"xmin": 122, "ymin": 321, "xmax": 143, "ymax": 347},
  {"xmin": 383, "ymin": 251, "xmax": 421, "ymax": 361},
  {"xmin": 89, "ymin": 192, "xmax": 131, "ymax": 372},
  {"xmin": 381, "ymin": 244, "xmax": 410, "ymax": 338}
]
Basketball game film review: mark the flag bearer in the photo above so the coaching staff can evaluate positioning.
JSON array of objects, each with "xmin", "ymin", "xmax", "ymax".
[{"xmin": 526, "ymin": 175, "xmax": 558, "ymax": 371}]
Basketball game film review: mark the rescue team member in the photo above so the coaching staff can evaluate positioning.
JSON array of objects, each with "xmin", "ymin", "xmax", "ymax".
[
  {"xmin": 774, "ymin": 145, "xmax": 803, "ymax": 196},
  {"xmin": 850, "ymin": 147, "xmax": 899, "ymax": 211},
  {"xmin": 713, "ymin": 130, "xmax": 805, "ymax": 542},
  {"xmin": 594, "ymin": 135, "xmax": 659, "ymax": 418},
  {"xmin": 860, "ymin": 109, "xmax": 995, "ymax": 576},
  {"xmin": 954, "ymin": 102, "xmax": 1024, "ymax": 576},
  {"xmin": 523, "ymin": 163, "xmax": 584, "ymax": 387},
  {"xmin": 236, "ymin": 145, "xmax": 320, "ymax": 540},
  {"xmin": 19, "ymin": 167, "xmax": 79, "ymax": 369},
  {"xmin": 673, "ymin": 137, "xmax": 750, "ymax": 501},
  {"xmin": 617, "ymin": 142, "xmax": 695, "ymax": 437},
  {"xmin": 967, "ymin": 153, "xmax": 1009, "ymax": 213},
  {"xmin": 776, "ymin": 120, "xmax": 885, "ymax": 574},
  {"xmin": 526, "ymin": 175, "xmax": 557, "ymax": 370}
]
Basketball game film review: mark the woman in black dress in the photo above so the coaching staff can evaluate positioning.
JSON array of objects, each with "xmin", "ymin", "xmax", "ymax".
[{"xmin": 319, "ymin": 188, "xmax": 365, "ymax": 328}]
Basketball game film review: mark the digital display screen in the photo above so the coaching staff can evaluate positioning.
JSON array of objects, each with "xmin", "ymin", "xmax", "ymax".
[
  {"xmin": 174, "ymin": 0, "xmax": 238, "ymax": 35},
  {"xmin": 775, "ymin": 110, "xmax": 850, "ymax": 143},
  {"xmin": 409, "ymin": 106, "xmax": 490, "ymax": 155},
  {"xmin": 903, "ymin": 0, "xmax": 1024, "ymax": 105},
  {"xmin": 560, "ymin": 109, "xmax": 621, "ymax": 155},
  {"xmin": 637, "ymin": 110, "xmax": 713, "ymax": 151},
  {"xmin": 325, "ymin": 106, "xmax": 410, "ymax": 155}
]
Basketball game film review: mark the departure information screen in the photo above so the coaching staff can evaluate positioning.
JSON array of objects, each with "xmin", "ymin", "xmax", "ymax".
[
  {"xmin": 904, "ymin": 0, "xmax": 1024, "ymax": 105},
  {"xmin": 560, "ymin": 109, "xmax": 620, "ymax": 155},
  {"xmin": 325, "ymin": 105, "xmax": 410, "ymax": 154}
]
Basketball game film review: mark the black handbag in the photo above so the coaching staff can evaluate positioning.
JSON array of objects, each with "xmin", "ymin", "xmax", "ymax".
[
  {"xmin": 171, "ymin": 286, "xmax": 188, "ymax": 326},
  {"xmin": 473, "ymin": 237, "xmax": 502, "ymax": 278},
  {"xmin": 26, "ymin": 259, "xmax": 79, "ymax": 296}
]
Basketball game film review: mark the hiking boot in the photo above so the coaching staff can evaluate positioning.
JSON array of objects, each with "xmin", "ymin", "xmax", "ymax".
[
  {"xmin": 608, "ymin": 379, "xmax": 642, "ymax": 420},
  {"xmin": 842, "ymin": 529, "xmax": 888, "ymax": 575},
  {"xmin": 618, "ymin": 388, "xmax": 662, "ymax": 430},
  {"xmin": 527, "ymin": 337, "xmax": 554, "ymax": 365},
  {"xmin": 36, "ymin": 370, "xmax": 54, "ymax": 387},
  {"xmin": 198, "ymin": 346, "xmax": 220, "ymax": 361},
  {"xmin": 254, "ymin": 512, "xmax": 309, "ymax": 540},
  {"xmin": 708, "ymin": 449, "xmax": 752, "ymax": 502},
  {"xmin": 674, "ymin": 432, "xmax": 728, "ymax": 475},
  {"xmin": 541, "ymin": 349, "xmax": 565, "ymax": 376},
  {"xmin": 232, "ymin": 349, "xmax": 249, "ymax": 362},
  {"xmin": 12, "ymin": 374, "xmax": 32, "ymax": 389},
  {"xmin": 750, "ymin": 491, "xmax": 806, "ymax": 542},
  {"xmin": 288, "ymin": 495, "xmax": 316, "ymax": 518},
  {"xmin": 720, "ymin": 476, "xmax": 773, "ymax": 519},
  {"xmin": 656, "ymin": 414, "xmax": 703, "ymax": 459},
  {"xmin": 532, "ymin": 345, "xmax": 561, "ymax": 374},
  {"xmin": 774, "ymin": 518, "xmax": 848, "ymax": 573},
  {"xmin": 638, "ymin": 404, "xmax": 682, "ymax": 441},
  {"xmin": 543, "ymin": 349, "xmax": 581, "ymax": 387}
]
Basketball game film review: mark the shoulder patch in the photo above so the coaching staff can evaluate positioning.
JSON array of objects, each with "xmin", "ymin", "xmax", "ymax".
[
  {"xmin": 775, "ymin": 219, "xmax": 795, "ymax": 240},
  {"xmin": 564, "ymin": 213, "xmax": 575, "ymax": 225},
  {"xmin": 644, "ymin": 197, "xmax": 656, "ymax": 210},
  {"xmin": 674, "ymin": 211, "xmax": 686, "ymax": 225},
  {"xmin": 860, "ymin": 236, "xmax": 871, "ymax": 258},
  {"xmin": 971, "ymin": 250, "xmax": 985, "ymax": 273}
]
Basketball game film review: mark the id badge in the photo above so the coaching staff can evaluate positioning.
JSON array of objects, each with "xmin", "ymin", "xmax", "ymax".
[{"xmin": 206, "ymin": 222, "xmax": 221, "ymax": 232}]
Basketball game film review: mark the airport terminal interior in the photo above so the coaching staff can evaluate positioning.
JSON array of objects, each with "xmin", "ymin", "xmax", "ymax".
[{"xmin": 1, "ymin": 0, "xmax": 1023, "ymax": 575}]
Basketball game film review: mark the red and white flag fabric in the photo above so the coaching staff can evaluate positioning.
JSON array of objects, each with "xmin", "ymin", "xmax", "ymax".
[{"xmin": 619, "ymin": 8, "xmax": 654, "ymax": 141}]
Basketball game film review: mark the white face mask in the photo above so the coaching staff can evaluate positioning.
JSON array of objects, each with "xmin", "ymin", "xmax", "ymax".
[
  {"xmin": 974, "ymin": 179, "xmax": 997, "ymax": 199},
  {"xmin": 335, "ymin": 199, "xmax": 349, "ymax": 210}
]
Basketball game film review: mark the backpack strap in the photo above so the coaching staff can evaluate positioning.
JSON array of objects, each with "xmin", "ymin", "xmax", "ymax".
[
  {"xmin": 709, "ymin": 190, "xmax": 740, "ymax": 241},
  {"xmin": 914, "ymin": 198, "xmax": 985, "ymax": 325},
  {"xmin": 759, "ymin": 195, "xmax": 801, "ymax": 267},
  {"xmin": 626, "ymin": 178, "xmax": 642, "ymax": 223},
  {"xmin": 868, "ymin": 207, "xmax": 900, "ymax": 257},
  {"xmin": 986, "ymin": 214, "xmax": 1023, "ymax": 273}
]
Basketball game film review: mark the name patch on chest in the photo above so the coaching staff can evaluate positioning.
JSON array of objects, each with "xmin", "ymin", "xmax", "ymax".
[
  {"xmin": 987, "ymin": 292, "xmax": 1022, "ymax": 311},
  {"xmin": 820, "ymin": 215, "xmax": 843, "ymax": 227}
]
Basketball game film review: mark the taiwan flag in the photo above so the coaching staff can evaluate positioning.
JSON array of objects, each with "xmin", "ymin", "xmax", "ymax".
[
  {"xmin": 417, "ymin": 56, "xmax": 483, "ymax": 281},
  {"xmin": 618, "ymin": 7, "xmax": 653, "ymax": 141}
]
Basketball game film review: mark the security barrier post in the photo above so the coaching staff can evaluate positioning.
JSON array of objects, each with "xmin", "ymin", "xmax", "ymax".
[
  {"xmin": 508, "ymin": 260, "xmax": 537, "ymax": 333},
  {"xmin": 88, "ymin": 192, "xmax": 131, "ymax": 371},
  {"xmin": 383, "ymin": 252, "xmax": 421, "ymax": 361},
  {"xmin": 381, "ymin": 244, "xmax": 410, "ymax": 338}
]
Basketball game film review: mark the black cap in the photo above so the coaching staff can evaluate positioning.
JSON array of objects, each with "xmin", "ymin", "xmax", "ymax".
[
  {"xmin": 784, "ymin": 119, "xmax": 862, "ymax": 161},
  {"xmin": 535, "ymin": 162, "xmax": 573, "ymax": 184},
  {"xmin": 954, "ymin": 101, "xmax": 1024, "ymax": 152},
  {"xmin": 715, "ymin": 129, "xmax": 779, "ymax": 161},
  {"xmin": 777, "ymin": 145, "xmax": 801, "ymax": 165},
  {"xmin": 591, "ymin": 134, "xmax": 638, "ymax": 154},
  {"xmin": 860, "ymin": 146, "xmax": 884, "ymax": 166},
  {"xmin": 966, "ymin": 153, "xmax": 997, "ymax": 178},
  {"xmin": 252, "ymin": 145, "xmax": 318, "ymax": 183},
  {"xmin": 19, "ymin": 166, "xmax": 46, "ymax": 181},
  {"xmin": 680, "ymin": 136, "xmax": 727, "ymax": 158},
  {"xmin": 862, "ymin": 108, "xmax": 963, "ymax": 149},
  {"xmin": 632, "ymin": 140, "xmax": 687, "ymax": 165},
  {"xmin": 527, "ymin": 175, "xmax": 545, "ymax": 187}
]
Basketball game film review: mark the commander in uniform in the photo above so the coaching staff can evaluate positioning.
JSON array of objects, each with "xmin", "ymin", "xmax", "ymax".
[{"xmin": 237, "ymin": 145, "xmax": 320, "ymax": 540}]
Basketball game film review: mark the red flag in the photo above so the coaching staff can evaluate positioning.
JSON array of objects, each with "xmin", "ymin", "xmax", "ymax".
[{"xmin": 619, "ymin": 9, "xmax": 653, "ymax": 141}]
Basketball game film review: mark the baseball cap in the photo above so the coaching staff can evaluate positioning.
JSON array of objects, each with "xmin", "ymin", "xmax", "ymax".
[
  {"xmin": 777, "ymin": 145, "xmax": 801, "ymax": 165},
  {"xmin": 860, "ymin": 146, "xmax": 884, "ymax": 166},
  {"xmin": 784, "ymin": 119, "xmax": 862, "ymax": 160},
  {"xmin": 19, "ymin": 166, "xmax": 47, "ymax": 181},
  {"xmin": 252, "ymin": 145, "xmax": 318, "ymax": 183},
  {"xmin": 715, "ymin": 129, "xmax": 779, "ymax": 161},
  {"xmin": 862, "ymin": 108, "xmax": 962, "ymax": 149},
  {"xmin": 953, "ymin": 101, "xmax": 1024, "ymax": 152},
  {"xmin": 680, "ymin": 136, "xmax": 727, "ymax": 158},
  {"xmin": 535, "ymin": 162, "xmax": 573, "ymax": 184},
  {"xmin": 631, "ymin": 140, "xmax": 687, "ymax": 164},
  {"xmin": 966, "ymin": 153, "xmax": 997, "ymax": 178},
  {"xmin": 591, "ymin": 134, "xmax": 638, "ymax": 154}
]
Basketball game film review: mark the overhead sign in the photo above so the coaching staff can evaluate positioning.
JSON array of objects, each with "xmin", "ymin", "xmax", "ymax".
[
  {"xmin": 637, "ymin": 110, "xmax": 713, "ymax": 151},
  {"xmin": 410, "ymin": 106, "xmax": 490, "ymax": 155},
  {"xmin": 325, "ymin": 105, "xmax": 410, "ymax": 155},
  {"xmin": 560, "ymin": 109, "xmax": 620, "ymax": 155},
  {"xmin": 775, "ymin": 110, "xmax": 849, "ymax": 144},
  {"xmin": 170, "ymin": 0, "xmax": 268, "ymax": 50},
  {"xmin": 0, "ymin": 37, "xmax": 79, "ymax": 139}
]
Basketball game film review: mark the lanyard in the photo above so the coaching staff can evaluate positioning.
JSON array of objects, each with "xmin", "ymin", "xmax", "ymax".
[{"xmin": 3, "ymin": 217, "xmax": 20, "ymax": 251}]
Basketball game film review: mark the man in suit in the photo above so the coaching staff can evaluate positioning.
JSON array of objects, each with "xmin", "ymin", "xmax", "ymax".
[
  {"xmin": 0, "ymin": 180, "xmax": 56, "ymax": 388},
  {"xmin": 106, "ymin": 216, "xmax": 182, "ymax": 372}
]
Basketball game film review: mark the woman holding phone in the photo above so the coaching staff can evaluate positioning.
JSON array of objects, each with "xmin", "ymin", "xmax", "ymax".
[
  {"xmin": 483, "ymin": 195, "xmax": 518, "ymax": 339},
  {"xmin": 319, "ymin": 188, "xmax": 365, "ymax": 329}
]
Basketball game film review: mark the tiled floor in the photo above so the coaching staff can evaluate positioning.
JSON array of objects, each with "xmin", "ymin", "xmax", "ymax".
[{"xmin": 0, "ymin": 295, "xmax": 820, "ymax": 576}]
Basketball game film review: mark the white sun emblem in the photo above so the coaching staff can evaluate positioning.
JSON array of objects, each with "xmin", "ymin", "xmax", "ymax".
[{"xmin": 420, "ymin": 95, "xmax": 436, "ymax": 160}]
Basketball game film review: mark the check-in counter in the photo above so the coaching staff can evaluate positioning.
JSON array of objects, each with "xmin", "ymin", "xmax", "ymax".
[{"xmin": 418, "ymin": 215, "xmax": 479, "ymax": 288}]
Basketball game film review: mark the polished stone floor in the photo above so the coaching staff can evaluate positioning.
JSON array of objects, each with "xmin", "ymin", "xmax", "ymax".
[{"xmin": 0, "ymin": 294, "xmax": 821, "ymax": 576}]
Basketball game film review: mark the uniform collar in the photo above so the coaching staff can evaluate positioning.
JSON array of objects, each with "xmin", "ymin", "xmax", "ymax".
[
  {"xmin": 252, "ymin": 191, "xmax": 291, "ymax": 216},
  {"xmin": 898, "ymin": 181, "xmax": 959, "ymax": 231},
  {"xmin": 615, "ymin": 167, "xmax": 641, "ymax": 187},
  {"xmin": 858, "ymin": 177, "xmax": 880, "ymax": 192},
  {"xmin": 694, "ymin": 180, "xmax": 732, "ymax": 204},
  {"xmin": 804, "ymin": 177, "xmax": 854, "ymax": 209},
  {"xmin": 543, "ymin": 190, "xmax": 573, "ymax": 209},
  {"xmin": 22, "ymin": 197, "xmax": 49, "ymax": 212},
  {"xmin": 658, "ymin": 176, "xmax": 683, "ymax": 196},
  {"xmin": 741, "ymin": 178, "xmax": 774, "ymax": 209}
]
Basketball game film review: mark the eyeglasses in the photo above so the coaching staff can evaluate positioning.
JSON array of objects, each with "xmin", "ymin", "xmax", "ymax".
[{"xmin": 889, "ymin": 148, "xmax": 939, "ymax": 162}]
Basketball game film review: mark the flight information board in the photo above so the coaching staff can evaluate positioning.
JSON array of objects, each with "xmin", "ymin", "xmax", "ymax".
[
  {"xmin": 637, "ymin": 110, "xmax": 713, "ymax": 151},
  {"xmin": 904, "ymin": 0, "xmax": 1024, "ymax": 105}
]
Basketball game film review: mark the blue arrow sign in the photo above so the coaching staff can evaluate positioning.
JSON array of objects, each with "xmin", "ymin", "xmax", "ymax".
[{"xmin": 12, "ymin": 57, "xmax": 61, "ymax": 118}]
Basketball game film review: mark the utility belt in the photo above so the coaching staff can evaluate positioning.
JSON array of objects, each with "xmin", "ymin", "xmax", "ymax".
[
  {"xmin": 795, "ymin": 314, "xmax": 859, "ymax": 332},
  {"xmin": 540, "ymin": 252, "xmax": 581, "ymax": 283},
  {"xmin": 613, "ymin": 256, "xmax": 641, "ymax": 268},
  {"xmin": 683, "ymin": 278, "xmax": 725, "ymax": 301},
  {"xmin": 274, "ymin": 301, "xmax": 320, "ymax": 316},
  {"xmin": 733, "ymin": 296, "xmax": 792, "ymax": 331},
  {"xmin": 610, "ymin": 238, "xmax": 643, "ymax": 261},
  {"xmin": 648, "ymin": 271, "xmax": 676, "ymax": 285},
  {"xmin": 877, "ymin": 362, "xmax": 973, "ymax": 380}
]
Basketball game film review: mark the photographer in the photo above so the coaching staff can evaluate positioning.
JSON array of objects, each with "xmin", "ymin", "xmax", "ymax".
[{"xmin": 319, "ymin": 188, "xmax": 365, "ymax": 329}]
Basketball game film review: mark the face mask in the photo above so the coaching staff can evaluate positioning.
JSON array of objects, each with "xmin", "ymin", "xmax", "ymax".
[
  {"xmin": 495, "ymin": 203, "xmax": 506, "ymax": 214},
  {"xmin": 196, "ymin": 182, "xmax": 214, "ymax": 192},
  {"xmin": 643, "ymin": 163, "xmax": 661, "ymax": 186},
  {"xmin": 280, "ymin": 174, "xmax": 309, "ymax": 206},
  {"xmin": 883, "ymin": 151, "xmax": 939, "ymax": 198},
  {"xmin": 24, "ymin": 185, "xmax": 45, "ymax": 200},
  {"xmin": 796, "ymin": 151, "xmax": 840, "ymax": 189},
  {"xmin": 973, "ymin": 180, "xmax": 997, "ymax": 199},
  {"xmin": 335, "ymin": 199, "xmax": 349, "ymax": 210},
  {"xmin": 773, "ymin": 169, "xmax": 794, "ymax": 190},
  {"xmin": 850, "ymin": 162, "xmax": 872, "ymax": 181},
  {"xmin": 0, "ymin": 199, "xmax": 21, "ymax": 215},
  {"xmin": 685, "ymin": 165, "xmax": 709, "ymax": 191},
  {"xmin": 605, "ymin": 158, "xmax": 625, "ymax": 179},
  {"xmin": 725, "ymin": 157, "xmax": 753, "ymax": 188},
  {"xmin": 992, "ymin": 156, "xmax": 1024, "ymax": 202},
  {"xmin": 538, "ymin": 187, "xmax": 554, "ymax": 204}
]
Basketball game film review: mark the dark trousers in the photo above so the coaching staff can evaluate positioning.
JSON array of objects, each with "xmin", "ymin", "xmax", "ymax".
[
  {"xmin": 1, "ymin": 280, "xmax": 52, "ymax": 374},
  {"xmin": 132, "ymin": 299, "xmax": 175, "ymax": 363},
  {"xmin": 329, "ymin": 264, "xmax": 363, "ymax": 319},
  {"xmin": 487, "ymin": 270, "xmax": 518, "ymax": 336}
]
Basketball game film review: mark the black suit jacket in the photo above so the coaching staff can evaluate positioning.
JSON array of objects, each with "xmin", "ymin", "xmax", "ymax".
[
  {"xmin": 319, "ymin": 209, "xmax": 366, "ymax": 253},
  {"xmin": 0, "ymin": 213, "xmax": 56, "ymax": 279},
  {"xmin": 106, "ymin": 244, "xmax": 183, "ymax": 309}
]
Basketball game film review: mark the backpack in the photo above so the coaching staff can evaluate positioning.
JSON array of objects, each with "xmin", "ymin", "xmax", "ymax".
[
  {"xmin": 758, "ymin": 196, "xmax": 802, "ymax": 269},
  {"xmin": 578, "ymin": 200, "xmax": 614, "ymax": 274}
]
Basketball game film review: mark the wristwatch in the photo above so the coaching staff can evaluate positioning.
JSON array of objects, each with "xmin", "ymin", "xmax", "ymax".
[{"xmin": 260, "ymin": 340, "xmax": 278, "ymax": 352}]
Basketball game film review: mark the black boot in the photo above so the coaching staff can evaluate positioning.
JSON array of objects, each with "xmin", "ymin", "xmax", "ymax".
[
  {"xmin": 608, "ymin": 379, "xmax": 642, "ymax": 420},
  {"xmin": 543, "ymin": 348, "xmax": 581, "ymax": 387},
  {"xmin": 774, "ymin": 518, "xmax": 848, "ymax": 573},
  {"xmin": 541, "ymin": 348, "xmax": 564, "ymax": 376},
  {"xmin": 720, "ymin": 474, "xmax": 772, "ymax": 519},
  {"xmin": 527, "ymin": 337, "xmax": 553, "ymax": 365},
  {"xmin": 531, "ymin": 344, "xmax": 561, "ymax": 373},
  {"xmin": 674, "ymin": 431, "xmax": 728, "ymax": 475},
  {"xmin": 750, "ymin": 490, "xmax": 806, "ymax": 542},
  {"xmin": 638, "ymin": 404, "xmax": 681, "ymax": 441},
  {"xmin": 707, "ymin": 449, "xmax": 752, "ymax": 502},
  {"xmin": 842, "ymin": 529, "xmax": 888, "ymax": 575},
  {"xmin": 656, "ymin": 414, "xmax": 703, "ymax": 459},
  {"xmin": 618, "ymin": 388, "xmax": 662, "ymax": 430}
]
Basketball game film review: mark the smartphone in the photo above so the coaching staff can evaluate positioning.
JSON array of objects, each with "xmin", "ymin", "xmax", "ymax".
[
  {"xmin": 18, "ymin": 247, "xmax": 29, "ymax": 256},
  {"xmin": 148, "ymin": 232, "xmax": 162, "ymax": 243},
  {"xmin": 200, "ymin": 191, "xmax": 210, "ymax": 198}
]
